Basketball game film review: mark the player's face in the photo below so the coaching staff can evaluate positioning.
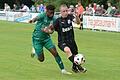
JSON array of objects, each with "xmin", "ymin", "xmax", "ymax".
[
  {"xmin": 60, "ymin": 6, "xmax": 68, "ymax": 18},
  {"xmin": 46, "ymin": 10, "xmax": 54, "ymax": 18}
]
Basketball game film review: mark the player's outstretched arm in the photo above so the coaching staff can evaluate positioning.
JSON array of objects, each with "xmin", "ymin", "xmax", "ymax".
[
  {"xmin": 73, "ymin": 13, "xmax": 80, "ymax": 24},
  {"xmin": 29, "ymin": 16, "xmax": 38, "ymax": 23},
  {"xmin": 75, "ymin": 14, "xmax": 80, "ymax": 24}
]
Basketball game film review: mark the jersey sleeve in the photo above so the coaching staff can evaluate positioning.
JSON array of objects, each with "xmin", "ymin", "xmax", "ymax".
[
  {"xmin": 37, "ymin": 12, "xmax": 45, "ymax": 21},
  {"xmin": 53, "ymin": 18, "xmax": 59, "ymax": 31}
]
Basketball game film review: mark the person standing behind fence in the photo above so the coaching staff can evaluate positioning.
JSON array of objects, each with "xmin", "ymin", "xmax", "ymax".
[
  {"xmin": 103, "ymin": 2, "xmax": 112, "ymax": 16},
  {"xmin": 39, "ymin": 4, "xmax": 45, "ymax": 13},
  {"xmin": 4, "ymin": 3, "xmax": 11, "ymax": 12},
  {"xmin": 12, "ymin": 4, "xmax": 19, "ymax": 11},
  {"xmin": 19, "ymin": 4, "xmax": 30, "ymax": 12},
  {"xmin": 75, "ymin": 1, "xmax": 84, "ymax": 29},
  {"xmin": 76, "ymin": 1, "xmax": 84, "ymax": 18}
]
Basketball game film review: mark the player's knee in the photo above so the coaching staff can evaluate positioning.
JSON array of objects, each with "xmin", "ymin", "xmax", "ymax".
[
  {"xmin": 64, "ymin": 47, "xmax": 71, "ymax": 53},
  {"xmin": 64, "ymin": 47, "xmax": 72, "ymax": 57},
  {"xmin": 51, "ymin": 51, "xmax": 58, "ymax": 57},
  {"xmin": 49, "ymin": 48, "xmax": 58, "ymax": 57}
]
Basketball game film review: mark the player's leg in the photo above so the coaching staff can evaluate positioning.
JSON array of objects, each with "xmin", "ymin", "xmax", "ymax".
[
  {"xmin": 32, "ymin": 37, "xmax": 45, "ymax": 62},
  {"xmin": 70, "ymin": 41, "xmax": 87, "ymax": 73},
  {"xmin": 58, "ymin": 42, "xmax": 79, "ymax": 73},
  {"xmin": 44, "ymin": 38, "xmax": 71, "ymax": 74},
  {"xmin": 49, "ymin": 47, "xmax": 71, "ymax": 74}
]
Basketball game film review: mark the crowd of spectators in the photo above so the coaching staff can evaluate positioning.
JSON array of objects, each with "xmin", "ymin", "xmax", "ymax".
[
  {"xmin": 67, "ymin": 1, "xmax": 120, "ymax": 29},
  {"xmin": 3, "ymin": 2, "xmax": 120, "ymax": 17},
  {"xmin": 2, "ymin": 1, "xmax": 120, "ymax": 30},
  {"xmin": 3, "ymin": 3, "xmax": 46, "ymax": 13},
  {"xmin": 68, "ymin": 2, "xmax": 120, "ymax": 18}
]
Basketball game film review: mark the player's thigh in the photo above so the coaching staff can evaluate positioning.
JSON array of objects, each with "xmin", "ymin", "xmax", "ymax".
[
  {"xmin": 44, "ymin": 38, "xmax": 58, "ymax": 56},
  {"xmin": 69, "ymin": 41, "xmax": 78, "ymax": 55},
  {"xmin": 32, "ymin": 37, "xmax": 44, "ymax": 56},
  {"xmin": 58, "ymin": 42, "xmax": 68, "ymax": 52},
  {"xmin": 44, "ymin": 38, "xmax": 55, "ymax": 50}
]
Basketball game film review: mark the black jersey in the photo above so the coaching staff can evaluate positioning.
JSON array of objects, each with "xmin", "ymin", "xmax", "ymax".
[{"xmin": 54, "ymin": 14, "xmax": 75, "ymax": 43}]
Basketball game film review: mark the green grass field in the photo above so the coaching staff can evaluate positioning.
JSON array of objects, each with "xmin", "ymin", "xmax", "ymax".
[{"xmin": 0, "ymin": 20, "xmax": 120, "ymax": 80}]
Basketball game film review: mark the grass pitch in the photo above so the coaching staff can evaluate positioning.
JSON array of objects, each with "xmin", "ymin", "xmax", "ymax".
[{"xmin": 0, "ymin": 20, "xmax": 120, "ymax": 80}]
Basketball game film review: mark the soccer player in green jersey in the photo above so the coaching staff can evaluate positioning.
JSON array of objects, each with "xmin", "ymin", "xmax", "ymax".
[{"xmin": 29, "ymin": 5, "xmax": 71, "ymax": 74}]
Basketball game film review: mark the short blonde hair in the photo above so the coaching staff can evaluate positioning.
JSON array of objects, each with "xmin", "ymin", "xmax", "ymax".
[{"xmin": 60, "ymin": 4, "xmax": 68, "ymax": 11}]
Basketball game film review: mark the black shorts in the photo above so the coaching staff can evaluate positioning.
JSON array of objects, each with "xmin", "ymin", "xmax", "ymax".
[{"xmin": 58, "ymin": 40, "xmax": 78, "ymax": 55}]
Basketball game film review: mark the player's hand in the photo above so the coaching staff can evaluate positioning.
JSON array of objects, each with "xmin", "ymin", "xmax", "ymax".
[
  {"xmin": 41, "ymin": 27, "xmax": 48, "ymax": 32},
  {"xmin": 28, "ymin": 20, "xmax": 33, "ymax": 23},
  {"xmin": 49, "ymin": 24, "xmax": 54, "ymax": 30},
  {"xmin": 41, "ymin": 26, "xmax": 54, "ymax": 34}
]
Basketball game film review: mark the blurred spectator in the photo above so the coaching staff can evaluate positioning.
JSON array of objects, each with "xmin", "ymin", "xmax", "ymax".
[
  {"xmin": 76, "ymin": 1, "xmax": 84, "ymax": 18},
  {"xmin": 95, "ymin": 5, "xmax": 102, "ymax": 16},
  {"xmin": 39, "ymin": 4, "xmax": 45, "ymax": 13},
  {"xmin": 93, "ymin": 3, "xmax": 97, "ymax": 11},
  {"xmin": 4, "ymin": 3, "xmax": 11, "ymax": 12},
  {"xmin": 72, "ymin": 4, "xmax": 81, "ymax": 29},
  {"xmin": 68, "ymin": 5, "xmax": 74, "ymax": 14},
  {"xmin": 19, "ymin": 4, "xmax": 30, "ymax": 12},
  {"xmin": 75, "ymin": 4, "xmax": 78, "ymax": 14},
  {"xmin": 101, "ymin": 5, "xmax": 106, "ymax": 15},
  {"xmin": 12, "ymin": 4, "xmax": 19, "ymax": 11},
  {"xmin": 36, "ymin": 4, "xmax": 40, "ymax": 12},
  {"xmin": 85, "ymin": 6, "xmax": 89, "ymax": 15},
  {"xmin": 109, "ymin": 6, "xmax": 118, "ymax": 16},
  {"xmin": 30, "ymin": 5, "xmax": 36, "ymax": 12},
  {"xmin": 114, "ymin": 10, "xmax": 120, "ymax": 17},
  {"xmin": 74, "ymin": 1, "xmax": 84, "ymax": 30},
  {"xmin": 104, "ymin": 2, "xmax": 112, "ymax": 16},
  {"xmin": 87, "ymin": 4, "xmax": 95, "ymax": 15},
  {"xmin": 113, "ymin": 6, "xmax": 120, "ymax": 17}
]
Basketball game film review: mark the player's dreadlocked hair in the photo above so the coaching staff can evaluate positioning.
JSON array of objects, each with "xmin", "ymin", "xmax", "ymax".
[{"xmin": 46, "ymin": 5, "xmax": 55, "ymax": 11}]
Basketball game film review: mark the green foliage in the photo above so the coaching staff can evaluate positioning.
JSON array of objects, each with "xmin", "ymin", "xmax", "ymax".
[
  {"xmin": 54, "ymin": 0, "xmax": 78, "ymax": 11},
  {"xmin": 116, "ymin": 1, "xmax": 120, "ymax": 11}
]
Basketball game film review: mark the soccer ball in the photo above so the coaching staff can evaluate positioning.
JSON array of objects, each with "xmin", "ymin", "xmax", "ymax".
[{"xmin": 74, "ymin": 54, "xmax": 85, "ymax": 65}]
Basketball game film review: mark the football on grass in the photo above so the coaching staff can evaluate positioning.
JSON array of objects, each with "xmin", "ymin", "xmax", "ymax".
[{"xmin": 74, "ymin": 54, "xmax": 85, "ymax": 65}]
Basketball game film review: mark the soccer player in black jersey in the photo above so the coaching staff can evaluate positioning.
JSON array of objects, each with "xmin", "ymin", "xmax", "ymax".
[{"xmin": 53, "ymin": 4, "xmax": 87, "ymax": 73}]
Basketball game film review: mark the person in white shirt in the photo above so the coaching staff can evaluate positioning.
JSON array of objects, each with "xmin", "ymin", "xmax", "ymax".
[
  {"xmin": 4, "ymin": 3, "xmax": 11, "ymax": 12},
  {"xmin": 20, "ymin": 4, "xmax": 30, "ymax": 12}
]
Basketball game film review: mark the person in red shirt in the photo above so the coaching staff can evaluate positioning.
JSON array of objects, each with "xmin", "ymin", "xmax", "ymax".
[
  {"xmin": 76, "ymin": 1, "xmax": 84, "ymax": 18},
  {"xmin": 75, "ymin": 1, "xmax": 84, "ymax": 29}
]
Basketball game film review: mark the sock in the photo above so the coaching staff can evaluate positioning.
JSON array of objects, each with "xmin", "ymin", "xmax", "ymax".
[
  {"xmin": 68, "ymin": 55, "xmax": 74, "ymax": 63},
  {"xmin": 68, "ymin": 55, "xmax": 77, "ymax": 69},
  {"xmin": 72, "ymin": 63, "xmax": 77, "ymax": 69},
  {"xmin": 55, "ymin": 54, "xmax": 64, "ymax": 70}
]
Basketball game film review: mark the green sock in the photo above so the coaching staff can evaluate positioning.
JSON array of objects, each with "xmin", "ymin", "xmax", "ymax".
[{"xmin": 55, "ymin": 54, "xmax": 64, "ymax": 70}]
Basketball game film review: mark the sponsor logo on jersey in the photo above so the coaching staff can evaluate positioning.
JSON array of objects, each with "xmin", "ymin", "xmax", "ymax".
[
  {"xmin": 67, "ymin": 19, "xmax": 71, "ymax": 24},
  {"xmin": 62, "ymin": 26, "xmax": 72, "ymax": 32}
]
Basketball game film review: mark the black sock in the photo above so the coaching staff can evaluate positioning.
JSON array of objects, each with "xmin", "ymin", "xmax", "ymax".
[
  {"xmin": 72, "ymin": 63, "xmax": 77, "ymax": 69},
  {"xmin": 68, "ymin": 55, "xmax": 74, "ymax": 63}
]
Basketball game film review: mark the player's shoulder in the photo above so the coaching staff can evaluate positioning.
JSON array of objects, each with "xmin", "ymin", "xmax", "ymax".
[
  {"xmin": 55, "ymin": 17, "xmax": 62, "ymax": 22},
  {"xmin": 37, "ymin": 12, "xmax": 46, "ymax": 18},
  {"xmin": 67, "ymin": 14, "xmax": 74, "ymax": 19}
]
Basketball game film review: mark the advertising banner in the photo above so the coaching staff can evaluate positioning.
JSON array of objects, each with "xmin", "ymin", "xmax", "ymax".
[{"xmin": 83, "ymin": 15, "xmax": 120, "ymax": 32}]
